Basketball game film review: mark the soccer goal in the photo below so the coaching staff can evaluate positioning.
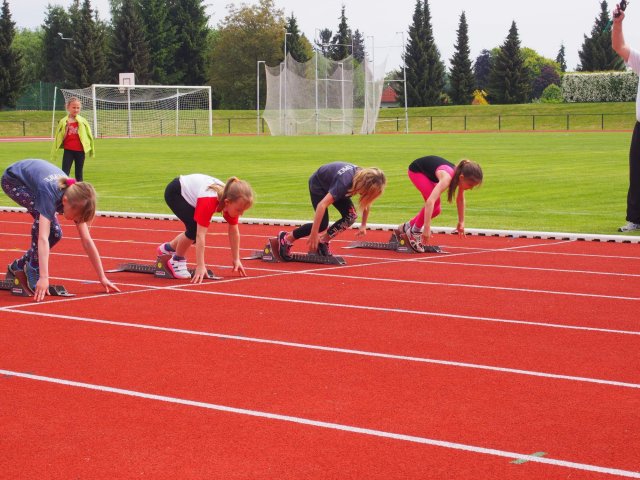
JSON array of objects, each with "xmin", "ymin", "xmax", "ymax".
[{"xmin": 53, "ymin": 84, "xmax": 213, "ymax": 138}]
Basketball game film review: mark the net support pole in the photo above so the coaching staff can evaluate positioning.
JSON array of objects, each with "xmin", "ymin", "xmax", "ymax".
[
  {"xmin": 315, "ymin": 51, "xmax": 319, "ymax": 135},
  {"xmin": 175, "ymin": 88, "xmax": 179, "ymax": 136},
  {"xmin": 91, "ymin": 84, "xmax": 98, "ymax": 137},
  {"xmin": 207, "ymin": 86, "xmax": 213, "ymax": 136},
  {"xmin": 127, "ymin": 88, "xmax": 132, "ymax": 138},
  {"xmin": 51, "ymin": 87, "xmax": 58, "ymax": 139}
]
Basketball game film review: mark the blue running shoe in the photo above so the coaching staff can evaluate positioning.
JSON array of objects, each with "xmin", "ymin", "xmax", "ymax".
[
  {"xmin": 278, "ymin": 231, "xmax": 293, "ymax": 261},
  {"xmin": 24, "ymin": 263, "xmax": 40, "ymax": 291},
  {"xmin": 317, "ymin": 241, "xmax": 332, "ymax": 256}
]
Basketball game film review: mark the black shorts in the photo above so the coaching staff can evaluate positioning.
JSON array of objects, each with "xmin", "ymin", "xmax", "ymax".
[{"xmin": 164, "ymin": 178, "xmax": 197, "ymax": 241}]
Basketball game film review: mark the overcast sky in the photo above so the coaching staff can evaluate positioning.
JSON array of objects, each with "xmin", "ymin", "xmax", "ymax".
[{"xmin": 10, "ymin": 0, "xmax": 640, "ymax": 73}]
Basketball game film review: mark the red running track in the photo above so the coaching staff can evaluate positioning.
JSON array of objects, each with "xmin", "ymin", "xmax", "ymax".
[{"xmin": 0, "ymin": 211, "xmax": 639, "ymax": 479}]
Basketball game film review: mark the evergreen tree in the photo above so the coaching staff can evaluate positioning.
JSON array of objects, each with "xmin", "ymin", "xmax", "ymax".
[
  {"xmin": 169, "ymin": 0, "xmax": 209, "ymax": 85},
  {"xmin": 473, "ymin": 49, "xmax": 492, "ymax": 90},
  {"xmin": 139, "ymin": 0, "xmax": 177, "ymax": 84},
  {"xmin": 110, "ymin": 0, "xmax": 151, "ymax": 83},
  {"xmin": 489, "ymin": 21, "xmax": 529, "ymax": 104},
  {"xmin": 62, "ymin": 0, "xmax": 109, "ymax": 87},
  {"xmin": 352, "ymin": 29, "xmax": 365, "ymax": 63},
  {"xmin": 556, "ymin": 43, "xmax": 567, "ymax": 72},
  {"xmin": 0, "ymin": 0, "xmax": 24, "ymax": 108},
  {"xmin": 316, "ymin": 28, "xmax": 332, "ymax": 58},
  {"xmin": 449, "ymin": 11, "xmax": 474, "ymax": 105},
  {"xmin": 284, "ymin": 13, "xmax": 310, "ymax": 63},
  {"xmin": 400, "ymin": 0, "xmax": 426, "ymax": 106},
  {"xmin": 331, "ymin": 5, "xmax": 351, "ymax": 60},
  {"xmin": 422, "ymin": 0, "xmax": 445, "ymax": 105},
  {"xmin": 578, "ymin": 1, "xmax": 624, "ymax": 71},
  {"xmin": 42, "ymin": 5, "xmax": 72, "ymax": 84}
]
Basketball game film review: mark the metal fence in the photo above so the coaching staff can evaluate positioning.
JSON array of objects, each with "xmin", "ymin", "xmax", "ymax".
[{"xmin": 0, "ymin": 112, "xmax": 636, "ymax": 138}]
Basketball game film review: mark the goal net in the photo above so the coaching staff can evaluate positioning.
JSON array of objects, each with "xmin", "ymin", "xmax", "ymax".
[
  {"xmin": 263, "ymin": 52, "xmax": 385, "ymax": 136},
  {"xmin": 55, "ymin": 85, "xmax": 212, "ymax": 138}
]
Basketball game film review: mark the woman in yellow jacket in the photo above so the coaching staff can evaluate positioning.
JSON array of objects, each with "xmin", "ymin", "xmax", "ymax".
[{"xmin": 51, "ymin": 97, "xmax": 95, "ymax": 181}]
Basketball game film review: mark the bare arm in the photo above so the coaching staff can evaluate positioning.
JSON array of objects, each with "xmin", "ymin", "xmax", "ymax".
[
  {"xmin": 612, "ymin": 6, "xmax": 630, "ymax": 62},
  {"xmin": 228, "ymin": 223, "xmax": 246, "ymax": 276},
  {"xmin": 456, "ymin": 188, "xmax": 466, "ymax": 237},
  {"xmin": 76, "ymin": 222, "xmax": 120, "ymax": 293},
  {"xmin": 33, "ymin": 216, "xmax": 52, "ymax": 301},
  {"xmin": 308, "ymin": 192, "xmax": 334, "ymax": 251},
  {"xmin": 191, "ymin": 223, "xmax": 209, "ymax": 283}
]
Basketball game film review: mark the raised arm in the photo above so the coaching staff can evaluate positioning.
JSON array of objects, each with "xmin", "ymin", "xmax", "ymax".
[{"xmin": 612, "ymin": 4, "xmax": 630, "ymax": 62}]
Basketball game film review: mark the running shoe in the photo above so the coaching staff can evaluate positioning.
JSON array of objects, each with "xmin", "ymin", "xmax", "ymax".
[
  {"xmin": 402, "ymin": 223, "xmax": 426, "ymax": 253},
  {"xmin": 619, "ymin": 221, "xmax": 640, "ymax": 232},
  {"xmin": 278, "ymin": 231, "xmax": 293, "ymax": 261},
  {"xmin": 24, "ymin": 263, "xmax": 40, "ymax": 291},
  {"xmin": 317, "ymin": 241, "xmax": 332, "ymax": 256},
  {"xmin": 156, "ymin": 242, "xmax": 175, "ymax": 256},
  {"xmin": 8, "ymin": 259, "xmax": 20, "ymax": 275},
  {"xmin": 167, "ymin": 256, "xmax": 191, "ymax": 279}
]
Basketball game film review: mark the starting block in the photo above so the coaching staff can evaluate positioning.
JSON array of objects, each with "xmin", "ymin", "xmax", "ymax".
[
  {"xmin": 345, "ymin": 231, "xmax": 447, "ymax": 254},
  {"xmin": 0, "ymin": 265, "xmax": 75, "ymax": 297},
  {"xmin": 106, "ymin": 254, "xmax": 222, "ymax": 280},
  {"xmin": 244, "ymin": 237, "xmax": 346, "ymax": 265}
]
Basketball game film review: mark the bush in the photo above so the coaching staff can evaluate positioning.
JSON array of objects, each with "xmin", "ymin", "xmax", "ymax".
[
  {"xmin": 562, "ymin": 71, "xmax": 639, "ymax": 102},
  {"xmin": 540, "ymin": 84, "xmax": 564, "ymax": 103}
]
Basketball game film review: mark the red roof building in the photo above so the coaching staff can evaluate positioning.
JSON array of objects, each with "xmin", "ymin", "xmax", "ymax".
[{"xmin": 381, "ymin": 85, "xmax": 399, "ymax": 108}]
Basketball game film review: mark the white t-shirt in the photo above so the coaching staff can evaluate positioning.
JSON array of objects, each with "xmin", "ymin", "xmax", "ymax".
[
  {"xmin": 627, "ymin": 48, "xmax": 640, "ymax": 122},
  {"xmin": 179, "ymin": 174, "xmax": 224, "ymax": 207}
]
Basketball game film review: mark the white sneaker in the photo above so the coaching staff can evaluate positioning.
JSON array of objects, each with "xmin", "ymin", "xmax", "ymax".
[
  {"xmin": 619, "ymin": 222, "xmax": 640, "ymax": 232},
  {"xmin": 167, "ymin": 257, "xmax": 191, "ymax": 279}
]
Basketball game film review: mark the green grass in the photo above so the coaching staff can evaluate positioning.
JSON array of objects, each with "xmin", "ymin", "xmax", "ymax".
[
  {"xmin": 0, "ymin": 131, "xmax": 634, "ymax": 236},
  {"xmin": 0, "ymin": 102, "xmax": 637, "ymax": 136}
]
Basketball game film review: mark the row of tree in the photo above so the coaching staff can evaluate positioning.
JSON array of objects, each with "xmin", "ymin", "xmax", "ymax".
[{"xmin": 0, "ymin": 0, "xmax": 627, "ymax": 109}]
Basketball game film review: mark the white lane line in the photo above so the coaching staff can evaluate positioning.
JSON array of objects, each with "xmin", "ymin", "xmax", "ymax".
[
  {"xmin": 2, "ymin": 308, "xmax": 638, "ymax": 389},
  {"xmin": 2, "ymin": 369, "xmax": 639, "ymax": 478}
]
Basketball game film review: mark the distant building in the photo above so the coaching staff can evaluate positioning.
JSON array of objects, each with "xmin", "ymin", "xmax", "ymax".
[{"xmin": 380, "ymin": 85, "xmax": 400, "ymax": 108}]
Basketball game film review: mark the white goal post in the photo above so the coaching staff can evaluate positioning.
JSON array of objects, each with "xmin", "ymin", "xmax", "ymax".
[{"xmin": 53, "ymin": 84, "xmax": 213, "ymax": 138}]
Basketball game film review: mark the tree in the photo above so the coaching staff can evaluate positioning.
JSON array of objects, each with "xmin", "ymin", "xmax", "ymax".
[
  {"xmin": 315, "ymin": 28, "xmax": 332, "ymax": 57},
  {"xmin": 41, "ymin": 5, "xmax": 72, "ymax": 84},
  {"xmin": 422, "ymin": 0, "xmax": 445, "ymax": 105},
  {"xmin": 62, "ymin": 0, "xmax": 110, "ymax": 87},
  {"xmin": 578, "ymin": 0, "xmax": 624, "ymax": 71},
  {"xmin": 284, "ymin": 13, "xmax": 311, "ymax": 63},
  {"xmin": 209, "ymin": 0, "xmax": 285, "ymax": 109},
  {"xmin": 110, "ymin": 0, "xmax": 151, "ymax": 83},
  {"xmin": 556, "ymin": 43, "xmax": 567, "ymax": 72},
  {"xmin": 449, "ymin": 11, "xmax": 474, "ymax": 105},
  {"xmin": 473, "ymin": 49, "xmax": 492, "ymax": 91},
  {"xmin": 352, "ymin": 29, "xmax": 365, "ymax": 63},
  {"xmin": 139, "ymin": 0, "xmax": 177, "ymax": 84},
  {"xmin": 14, "ymin": 28, "xmax": 44, "ymax": 86},
  {"xmin": 399, "ymin": 0, "xmax": 426, "ymax": 106},
  {"xmin": 169, "ymin": 0, "xmax": 209, "ymax": 85},
  {"xmin": 331, "ymin": 5, "xmax": 351, "ymax": 61},
  {"xmin": 521, "ymin": 48, "xmax": 561, "ymax": 99},
  {"xmin": 531, "ymin": 64, "xmax": 561, "ymax": 99},
  {"xmin": 0, "ymin": 0, "xmax": 24, "ymax": 108},
  {"xmin": 489, "ymin": 21, "xmax": 529, "ymax": 104}
]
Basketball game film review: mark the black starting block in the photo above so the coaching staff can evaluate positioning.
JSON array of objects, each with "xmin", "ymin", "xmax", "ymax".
[
  {"xmin": 244, "ymin": 237, "xmax": 346, "ymax": 265},
  {"xmin": 1, "ymin": 265, "xmax": 75, "ymax": 297},
  {"xmin": 106, "ymin": 254, "xmax": 222, "ymax": 280},
  {"xmin": 345, "ymin": 231, "xmax": 447, "ymax": 254}
]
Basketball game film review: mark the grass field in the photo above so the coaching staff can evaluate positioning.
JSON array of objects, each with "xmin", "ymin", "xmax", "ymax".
[
  {"xmin": 0, "ymin": 130, "xmax": 635, "ymax": 235},
  {"xmin": 0, "ymin": 102, "xmax": 637, "ymax": 136}
]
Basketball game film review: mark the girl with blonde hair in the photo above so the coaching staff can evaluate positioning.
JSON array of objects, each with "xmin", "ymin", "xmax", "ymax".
[
  {"xmin": 1, "ymin": 159, "xmax": 119, "ymax": 301},
  {"xmin": 158, "ymin": 174, "xmax": 254, "ymax": 282},
  {"xmin": 278, "ymin": 162, "xmax": 386, "ymax": 259}
]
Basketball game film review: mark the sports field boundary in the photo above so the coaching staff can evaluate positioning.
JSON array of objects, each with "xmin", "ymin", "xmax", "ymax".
[{"xmin": 2, "ymin": 206, "xmax": 638, "ymax": 244}]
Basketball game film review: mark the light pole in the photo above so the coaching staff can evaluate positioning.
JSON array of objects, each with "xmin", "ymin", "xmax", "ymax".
[
  {"xmin": 256, "ymin": 60, "xmax": 266, "ymax": 136},
  {"xmin": 396, "ymin": 31, "xmax": 409, "ymax": 134},
  {"xmin": 283, "ymin": 30, "xmax": 292, "ymax": 135}
]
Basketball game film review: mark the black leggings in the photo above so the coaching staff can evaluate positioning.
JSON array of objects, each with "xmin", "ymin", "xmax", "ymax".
[
  {"xmin": 62, "ymin": 149, "xmax": 86, "ymax": 181},
  {"xmin": 292, "ymin": 190, "xmax": 358, "ymax": 240},
  {"xmin": 627, "ymin": 121, "xmax": 640, "ymax": 223},
  {"xmin": 164, "ymin": 178, "xmax": 198, "ymax": 241}
]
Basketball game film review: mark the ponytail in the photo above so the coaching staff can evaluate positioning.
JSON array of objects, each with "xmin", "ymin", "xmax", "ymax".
[
  {"xmin": 447, "ymin": 159, "xmax": 483, "ymax": 202},
  {"xmin": 208, "ymin": 177, "xmax": 254, "ymax": 210}
]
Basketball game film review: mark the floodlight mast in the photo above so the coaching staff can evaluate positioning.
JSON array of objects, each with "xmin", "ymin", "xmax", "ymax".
[
  {"xmin": 257, "ymin": 60, "xmax": 266, "ymax": 135},
  {"xmin": 396, "ymin": 31, "xmax": 409, "ymax": 133}
]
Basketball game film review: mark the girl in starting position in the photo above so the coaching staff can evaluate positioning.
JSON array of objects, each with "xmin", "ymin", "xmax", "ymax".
[
  {"xmin": 1, "ymin": 159, "xmax": 120, "ymax": 302},
  {"xmin": 278, "ymin": 162, "xmax": 386, "ymax": 259},
  {"xmin": 398, "ymin": 155, "xmax": 483, "ymax": 252},
  {"xmin": 158, "ymin": 174, "xmax": 254, "ymax": 282}
]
